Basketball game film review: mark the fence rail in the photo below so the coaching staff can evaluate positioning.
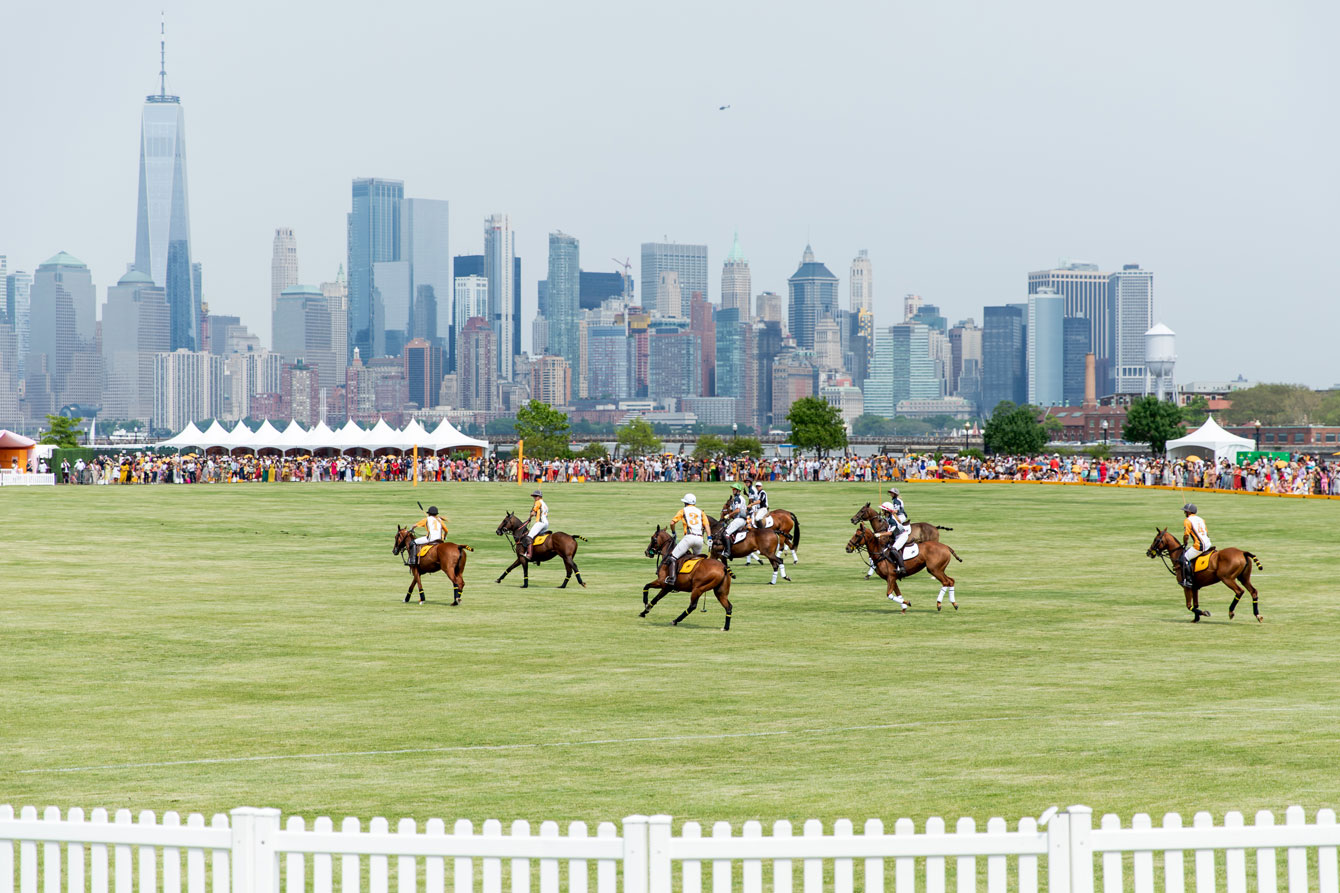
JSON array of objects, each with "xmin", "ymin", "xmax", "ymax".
[{"xmin": 3, "ymin": 804, "xmax": 1339, "ymax": 892}]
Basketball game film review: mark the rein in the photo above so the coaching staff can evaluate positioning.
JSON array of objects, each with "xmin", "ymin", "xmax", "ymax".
[{"xmin": 1151, "ymin": 537, "xmax": 1183, "ymax": 578}]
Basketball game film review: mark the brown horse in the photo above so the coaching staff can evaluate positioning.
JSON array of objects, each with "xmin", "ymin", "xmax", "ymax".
[
  {"xmin": 851, "ymin": 502, "xmax": 950, "ymax": 544},
  {"xmin": 718, "ymin": 498, "xmax": 802, "ymax": 564},
  {"xmin": 392, "ymin": 526, "xmax": 472, "ymax": 605},
  {"xmin": 706, "ymin": 515, "xmax": 789, "ymax": 584},
  {"xmin": 640, "ymin": 527, "xmax": 734, "ymax": 630},
  {"xmin": 845, "ymin": 524, "xmax": 961, "ymax": 613},
  {"xmin": 494, "ymin": 511, "xmax": 588, "ymax": 589},
  {"xmin": 1146, "ymin": 528, "xmax": 1264, "ymax": 622}
]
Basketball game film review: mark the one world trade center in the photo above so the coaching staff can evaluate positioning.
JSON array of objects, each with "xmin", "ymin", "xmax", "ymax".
[{"xmin": 134, "ymin": 24, "xmax": 197, "ymax": 351}]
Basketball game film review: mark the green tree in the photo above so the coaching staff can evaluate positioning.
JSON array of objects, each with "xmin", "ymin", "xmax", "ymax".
[
  {"xmin": 514, "ymin": 400, "xmax": 571, "ymax": 459},
  {"xmin": 1122, "ymin": 396, "xmax": 1185, "ymax": 453},
  {"xmin": 40, "ymin": 415, "xmax": 83, "ymax": 448},
  {"xmin": 616, "ymin": 417, "xmax": 662, "ymax": 457},
  {"xmin": 691, "ymin": 434, "xmax": 727, "ymax": 460},
  {"xmin": 982, "ymin": 402, "xmax": 1047, "ymax": 454},
  {"xmin": 786, "ymin": 397, "xmax": 848, "ymax": 456},
  {"xmin": 1180, "ymin": 395, "xmax": 1211, "ymax": 426},
  {"xmin": 575, "ymin": 442, "xmax": 608, "ymax": 460},
  {"xmin": 852, "ymin": 414, "xmax": 896, "ymax": 437},
  {"xmin": 1219, "ymin": 384, "xmax": 1320, "ymax": 426},
  {"xmin": 727, "ymin": 435, "xmax": 764, "ymax": 459}
]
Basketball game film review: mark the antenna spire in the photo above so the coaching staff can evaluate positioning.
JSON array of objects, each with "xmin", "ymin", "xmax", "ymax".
[{"xmin": 159, "ymin": 13, "xmax": 166, "ymax": 98}]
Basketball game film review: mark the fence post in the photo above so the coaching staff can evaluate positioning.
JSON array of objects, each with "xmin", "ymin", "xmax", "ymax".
[
  {"xmin": 1066, "ymin": 807, "xmax": 1094, "ymax": 893},
  {"xmin": 623, "ymin": 816, "xmax": 649, "ymax": 893},
  {"xmin": 647, "ymin": 816, "xmax": 672, "ymax": 893},
  {"xmin": 231, "ymin": 807, "xmax": 281, "ymax": 893},
  {"xmin": 1048, "ymin": 809, "xmax": 1071, "ymax": 893}
]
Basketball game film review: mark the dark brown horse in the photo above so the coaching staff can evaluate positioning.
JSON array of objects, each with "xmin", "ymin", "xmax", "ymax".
[
  {"xmin": 640, "ymin": 527, "xmax": 734, "ymax": 630},
  {"xmin": 706, "ymin": 515, "xmax": 789, "ymax": 584},
  {"xmin": 392, "ymin": 526, "xmax": 472, "ymax": 605},
  {"xmin": 1146, "ymin": 528, "xmax": 1264, "ymax": 622},
  {"xmin": 717, "ymin": 498, "xmax": 802, "ymax": 564},
  {"xmin": 851, "ymin": 502, "xmax": 950, "ymax": 544},
  {"xmin": 494, "ymin": 511, "xmax": 588, "ymax": 589},
  {"xmin": 845, "ymin": 524, "xmax": 961, "ymax": 613}
]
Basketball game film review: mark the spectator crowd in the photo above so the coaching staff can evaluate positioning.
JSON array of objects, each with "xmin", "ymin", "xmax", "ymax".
[{"xmin": 52, "ymin": 449, "xmax": 1340, "ymax": 496}]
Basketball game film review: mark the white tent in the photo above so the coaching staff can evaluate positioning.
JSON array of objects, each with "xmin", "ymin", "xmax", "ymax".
[
  {"xmin": 427, "ymin": 418, "xmax": 489, "ymax": 453},
  {"xmin": 160, "ymin": 421, "xmax": 205, "ymax": 449},
  {"xmin": 195, "ymin": 419, "xmax": 233, "ymax": 450},
  {"xmin": 251, "ymin": 419, "xmax": 284, "ymax": 451},
  {"xmin": 334, "ymin": 419, "xmax": 370, "ymax": 452},
  {"xmin": 401, "ymin": 418, "xmax": 431, "ymax": 450},
  {"xmin": 362, "ymin": 418, "xmax": 403, "ymax": 451},
  {"xmin": 303, "ymin": 420, "xmax": 336, "ymax": 452},
  {"xmin": 220, "ymin": 421, "xmax": 257, "ymax": 452},
  {"xmin": 1165, "ymin": 415, "xmax": 1255, "ymax": 465},
  {"xmin": 275, "ymin": 420, "xmax": 310, "ymax": 454}
]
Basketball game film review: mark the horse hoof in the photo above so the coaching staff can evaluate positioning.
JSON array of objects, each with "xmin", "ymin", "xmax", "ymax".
[
  {"xmin": 451, "ymin": 599, "xmax": 461, "ymax": 606},
  {"xmin": 952, "ymin": 603, "xmax": 958, "ymax": 610},
  {"xmin": 1257, "ymin": 615, "xmax": 1264, "ymax": 623},
  {"xmin": 901, "ymin": 606, "xmax": 907, "ymax": 614},
  {"xmin": 937, "ymin": 603, "xmax": 942, "ymax": 612},
  {"xmin": 1229, "ymin": 611, "xmax": 1235, "ymax": 620}
]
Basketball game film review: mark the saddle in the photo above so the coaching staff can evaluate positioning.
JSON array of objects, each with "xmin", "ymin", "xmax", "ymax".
[
  {"xmin": 678, "ymin": 557, "xmax": 705, "ymax": 577},
  {"xmin": 1192, "ymin": 550, "xmax": 1216, "ymax": 574},
  {"xmin": 732, "ymin": 531, "xmax": 748, "ymax": 545},
  {"xmin": 900, "ymin": 542, "xmax": 920, "ymax": 562},
  {"xmin": 531, "ymin": 533, "xmax": 550, "ymax": 548}
]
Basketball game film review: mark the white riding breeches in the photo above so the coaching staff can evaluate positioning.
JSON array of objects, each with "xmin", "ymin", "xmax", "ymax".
[
  {"xmin": 671, "ymin": 535, "xmax": 704, "ymax": 560},
  {"xmin": 1185, "ymin": 544, "xmax": 1208, "ymax": 563},
  {"xmin": 890, "ymin": 529, "xmax": 909, "ymax": 553},
  {"xmin": 527, "ymin": 520, "xmax": 549, "ymax": 539},
  {"xmin": 751, "ymin": 508, "xmax": 771, "ymax": 527},
  {"xmin": 413, "ymin": 535, "xmax": 432, "ymax": 546},
  {"xmin": 725, "ymin": 517, "xmax": 747, "ymax": 537}
]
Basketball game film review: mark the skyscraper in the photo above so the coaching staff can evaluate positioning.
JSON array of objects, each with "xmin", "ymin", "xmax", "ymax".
[
  {"xmin": 1029, "ymin": 261, "xmax": 1111, "ymax": 391},
  {"xmin": 460, "ymin": 316, "xmax": 496, "ymax": 411},
  {"xmin": 484, "ymin": 214, "xmax": 516, "ymax": 380},
  {"xmin": 153, "ymin": 348, "xmax": 223, "ymax": 430},
  {"xmin": 27, "ymin": 251, "xmax": 96, "ymax": 415},
  {"xmin": 402, "ymin": 198, "xmax": 450, "ymax": 349},
  {"xmin": 530, "ymin": 355, "xmax": 572, "ymax": 406},
  {"xmin": 1108, "ymin": 264, "xmax": 1154, "ymax": 394},
  {"xmin": 102, "ymin": 270, "xmax": 169, "ymax": 424},
  {"xmin": 690, "ymin": 294, "xmax": 716, "ymax": 396},
  {"xmin": 5, "ymin": 269, "xmax": 32, "ymax": 379},
  {"xmin": 273, "ymin": 285, "xmax": 344, "ymax": 388},
  {"xmin": 982, "ymin": 305, "xmax": 1025, "ymax": 415},
  {"xmin": 721, "ymin": 232, "xmax": 750, "ymax": 316},
  {"xmin": 271, "ymin": 228, "xmax": 298, "ymax": 314},
  {"xmin": 648, "ymin": 326, "xmax": 700, "ymax": 404},
  {"xmin": 403, "ymin": 337, "xmax": 442, "ymax": 409},
  {"xmin": 584, "ymin": 325, "xmax": 630, "ymax": 402},
  {"xmin": 1062, "ymin": 316, "xmax": 1091, "ymax": 407},
  {"xmin": 1027, "ymin": 289, "xmax": 1064, "ymax": 406},
  {"xmin": 786, "ymin": 245, "xmax": 838, "ymax": 350},
  {"xmin": 134, "ymin": 26, "xmax": 197, "ymax": 351},
  {"xmin": 850, "ymin": 250, "xmax": 872, "ymax": 313},
  {"xmin": 756, "ymin": 292, "xmax": 784, "ymax": 328},
  {"xmin": 347, "ymin": 178, "xmax": 404, "ymax": 359},
  {"xmin": 546, "ymin": 231, "xmax": 580, "ymax": 368},
  {"xmin": 655, "ymin": 271, "xmax": 682, "ymax": 318},
  {"xmin": 641, "ymin": 242, "xmax": 708, "ymax": 316}
]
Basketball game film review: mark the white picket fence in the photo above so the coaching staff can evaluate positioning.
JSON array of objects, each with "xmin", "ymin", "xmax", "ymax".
[{"xmin": 1, "ymin": 804, "xmax": 1337, "ymax": 892}]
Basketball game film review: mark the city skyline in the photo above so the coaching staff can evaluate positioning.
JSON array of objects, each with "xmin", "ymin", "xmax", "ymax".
[{"xmin": 1, "ymin": 2, "xmax": 1337, "ymax": 386}]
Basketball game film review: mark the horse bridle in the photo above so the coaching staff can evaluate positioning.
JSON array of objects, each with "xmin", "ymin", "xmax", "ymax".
[{"xmin": 1147, "ymin": 532, "xmax": 1182, "ymax": 578}]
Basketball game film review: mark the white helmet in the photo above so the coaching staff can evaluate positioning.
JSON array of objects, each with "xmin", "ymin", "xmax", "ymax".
[
  {"xmin": 682, "ymin": 493, "xmax": 697, "ymax": 505},
  {"xmin": 888, "ymin": 487, "xmax": 900, "ymax": 497},
  {"xmin": 880, "ymin": 501, "xmax": 897, "ymax": 514}
]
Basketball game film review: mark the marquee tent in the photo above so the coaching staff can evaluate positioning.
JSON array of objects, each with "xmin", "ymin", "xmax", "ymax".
[
  {"xmin": 156, "ymin": 418, "xmax": 490, "ymax": 456},
  {"xmin": 1165, "ymin": 415, "xmax": 1255, "ymax": 465}
]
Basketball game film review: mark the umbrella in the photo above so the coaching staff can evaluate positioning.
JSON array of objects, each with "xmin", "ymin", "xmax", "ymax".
[{"xmin": 1185, "ymin": 455, "xmax": 1204, "ymax": 463}]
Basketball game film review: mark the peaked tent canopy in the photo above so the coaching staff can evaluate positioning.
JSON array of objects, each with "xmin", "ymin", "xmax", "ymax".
[
  {"xmin": 1165, "ymin": 415, "xmax": 1256, "ymax": 465},
  {"xmin": 428, "ymin": 418, "xmax": 488, "ymax": 452},
  {"xmin": 159, "ymin": 422, "xmax": 205, "ymax": 449},
  {"xmin": 275, "ymin": 420, "xmax": 310, "ymax": 453}
]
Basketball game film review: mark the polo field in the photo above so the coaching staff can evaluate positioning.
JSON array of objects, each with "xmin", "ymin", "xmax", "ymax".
[{"xmin": 2, "ymin": 481, "xmax": 1337, "ymax": 824}]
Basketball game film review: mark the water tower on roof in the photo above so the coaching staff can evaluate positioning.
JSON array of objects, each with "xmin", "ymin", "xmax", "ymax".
[{"xmin": 1144, "ymin": 323, "xmax": 1176, "ymax": 401}]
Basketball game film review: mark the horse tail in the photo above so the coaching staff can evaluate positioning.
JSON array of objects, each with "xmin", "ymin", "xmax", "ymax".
[
  {"xmin": 946, "ymin": 545, "xmax": 963, "ymax": 563},
  {"xmin": 460, "ymin": 544, "xmax": 475, "ymax": 552},
  {"xmin": 1245, "ymin": 551, "xmax": 1262, "ymax": 570},
  {"xmin": 572, "ymin": 534, "xmax": 589, "ymax": 543},
  {"xmin": 789, "ymin": 512, "xmax": 801, "ymax": 549},
  {"xmin": 935, "ymin": 525, "xmax": 953, "ymax": 531}
]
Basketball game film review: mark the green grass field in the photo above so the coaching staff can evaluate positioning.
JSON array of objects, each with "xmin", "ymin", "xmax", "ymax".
[{"xmin": 2, "ymin": 481, "xmax": 1337, "ymax": 826}]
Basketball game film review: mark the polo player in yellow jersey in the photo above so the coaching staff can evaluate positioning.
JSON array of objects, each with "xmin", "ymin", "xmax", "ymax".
[
  {"xmin": 1181, "ymin": 503, "xmax": 1212, "ymax": 588},
  {"xmin": 408, "ymin": 506, "xmax": 446, "ymax": 568},
  {"xmin": 520, "ymin": 489, "xmax": 549, "ymax": 562},
  {"xmin": 666, "ymin": 493, "xmax": 707, "ymax": 582}
]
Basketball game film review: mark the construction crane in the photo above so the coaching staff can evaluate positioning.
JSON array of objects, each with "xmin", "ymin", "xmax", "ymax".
[{"xmin": 611, "ymin": 257, "xmax": 632, "ymax": 300}]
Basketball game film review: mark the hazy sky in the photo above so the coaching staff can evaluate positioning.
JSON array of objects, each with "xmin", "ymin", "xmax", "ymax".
[{"xmin": 2, "ymin": 0, "xmax": 1336, "ymax": 386}]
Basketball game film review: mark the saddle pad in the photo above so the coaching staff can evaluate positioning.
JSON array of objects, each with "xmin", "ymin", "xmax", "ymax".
[
  {"xmin": 679, "ymin": 557, "xmax": 705, "ymax": 576},
  {"xmin": 532, "ymin": 533, "xmax": 550, "ymax": 548},
  {"xmin": 732, "ymin": 531, "xmax": 748, "ymax": 545},
  {"xmin": 1194, "ymin": 552, "xmax": 1214, "ymax": 573},
  {"xmin": 418, "ymin": 545, "xmax": 432, "ymax": 558},
  {"xmin": 901, "ymin": 542, "xmax": 920, "ymax": 561}
]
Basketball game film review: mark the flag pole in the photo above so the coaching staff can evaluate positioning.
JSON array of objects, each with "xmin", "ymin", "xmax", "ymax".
[
  {"xmin": 413, "ymin": 443, "xmax": 419, "ymax": 487},
  {"xmin": 517, "ymin": 439, "xmax": 524, "ymax": 485}
]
